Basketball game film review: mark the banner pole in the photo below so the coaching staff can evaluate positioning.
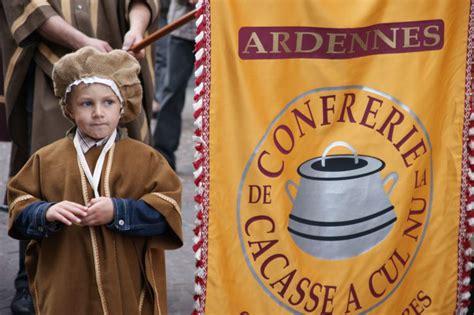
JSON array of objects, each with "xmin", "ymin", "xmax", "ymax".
[{"xmin": 130, "ymin": 9, "xmax": 197, "ymax": 53}]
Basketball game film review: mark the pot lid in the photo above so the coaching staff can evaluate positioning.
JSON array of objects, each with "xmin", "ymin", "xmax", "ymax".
[{"xmin": 298, "ymin": 154, "xmax": 385, "ymax": 180}]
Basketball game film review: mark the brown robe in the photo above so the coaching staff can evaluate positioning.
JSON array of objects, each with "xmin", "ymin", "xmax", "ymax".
[
  {"xmin": 0, "ymin": 0, "xmax": 159, "ymax": 175},
  {"xmin": 8, "ymin": 130, "xmax": 183, "ymax": 315}
]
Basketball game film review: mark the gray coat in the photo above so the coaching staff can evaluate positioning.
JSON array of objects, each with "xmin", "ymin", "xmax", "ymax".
[{"xmin": 168, "ymin": 0, "xmax": 196, "ymax": 41}]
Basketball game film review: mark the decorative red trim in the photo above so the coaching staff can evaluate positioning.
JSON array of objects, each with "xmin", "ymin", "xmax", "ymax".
[
  {"xmin": 195, "ymin": 40, "xmax": 205, "ymax": 53},
  {"xmin": 193, "ymin": 107, "xmax": 204, "ymax": 119},
  {"xmin": 193, "ymin": 0, "xmax": 211, "ymax": 313},
  {"xmin": 458, "ymin": 1, "xmax": 474, "ymax": 313}
]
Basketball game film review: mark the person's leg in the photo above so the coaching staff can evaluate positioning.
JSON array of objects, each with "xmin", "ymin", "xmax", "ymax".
[
  {"xmin": 10, "ymin": 63, "xmax": 35, "ymax": 315},
  {"xmin": 11, "ymin": 240, "xmax": 33, "ymax": 315},
  {"xmin": 154, "ymin": 13, "xmax": 170, "ymax": 105},
  {"xmin": 153, "ymin": 36, "xmax": 195, "ymax": 169}
]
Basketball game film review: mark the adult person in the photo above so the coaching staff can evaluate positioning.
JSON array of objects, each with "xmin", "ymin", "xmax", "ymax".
[
  {"xmin": 153, "ymin": 0, "xmax": 171, "ymax": 115},
  {"xmin": 153, "ymin": 0, "xmax": 196, "ymax": 170},
  {"xmin": 0, "ymin": 1, "xmax": 159, "ymax": 313}
]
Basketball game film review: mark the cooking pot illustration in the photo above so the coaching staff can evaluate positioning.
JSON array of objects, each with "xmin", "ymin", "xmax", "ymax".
[{"xmin": 286, "ymin": 141, "xmax": 398, "ymax": 260}]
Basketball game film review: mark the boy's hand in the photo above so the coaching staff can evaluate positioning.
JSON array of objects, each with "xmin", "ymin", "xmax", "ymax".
[
  {"xmin": 82, "ymin": 197, "xmax": 114, "ymax": 226},
  {"xmin": 46, "ymin": 201, "xmax": 88, "ymax": 225}
]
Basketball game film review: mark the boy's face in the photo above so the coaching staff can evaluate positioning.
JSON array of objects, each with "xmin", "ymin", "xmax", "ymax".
[{"xmin": 67, "ymin": 83, "xmax": 121, "ymax": 140}]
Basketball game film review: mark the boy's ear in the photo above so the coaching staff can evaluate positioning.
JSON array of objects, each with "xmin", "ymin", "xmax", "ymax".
[{"xmin": 62, "ymin": 102, "xmax": 75, "ymax": 121}]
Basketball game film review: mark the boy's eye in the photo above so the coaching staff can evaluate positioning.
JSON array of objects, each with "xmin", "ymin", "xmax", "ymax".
[
  {"xmin": 81, "ymin": 100, "xmax": 93, "ymax": 107},
  {"xmin": 105, "ymin": 99, "xmax": 116, "ymax": 106}
]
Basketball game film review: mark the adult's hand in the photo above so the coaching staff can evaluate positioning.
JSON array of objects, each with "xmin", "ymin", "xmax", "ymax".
[
  {"xmin": 124, "ymin": 0, "xmax": 151, "ymax": 59},
  {"xmin": 38, "ymin": 15, "xmax": 112, "ymax": 51},
  {"xmin": 122, "ymin": 30, "xmax": 145, "ymax": 59},
  {"xmin": 80, "ymin": 36, "xmax": 113, "ymax": 52}
]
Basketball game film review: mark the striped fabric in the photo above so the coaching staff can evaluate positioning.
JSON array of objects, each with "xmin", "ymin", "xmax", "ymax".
[
  {"xmin": 76, "ymin": 129, "xmax": 111, "ymax": 154},
  {"xmin": 0, "ymin": 49, "xmax": 9, "ymax": 141}
]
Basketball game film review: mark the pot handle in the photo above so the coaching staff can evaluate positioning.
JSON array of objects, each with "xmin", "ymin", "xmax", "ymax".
[
  {"xmin": 321, "ymin": 141, "xmax": 359, "ymax": 167},
  {"xmin": 285, "ymin": 180, "xmax": 299, "ymax": 204},
  {"xmin": 383, "ymin": 172, "xmax": 398, "ymax": 196}
]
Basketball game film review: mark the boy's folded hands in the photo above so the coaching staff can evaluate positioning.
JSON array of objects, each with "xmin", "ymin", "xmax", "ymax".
[{"xmin": 46, "ymin": 197, "xmax": 114, "ymax": 226}]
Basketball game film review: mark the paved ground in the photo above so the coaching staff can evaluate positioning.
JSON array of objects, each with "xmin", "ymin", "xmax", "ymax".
[{"xmin": 0, "ymin": 88, "xmax": 196, "ymax": 314}]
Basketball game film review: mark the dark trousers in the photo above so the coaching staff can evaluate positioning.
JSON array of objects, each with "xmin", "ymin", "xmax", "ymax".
[
  {"xmin": 13, "ymin": 63, "xmax": 35, "ymax": 292},
  {"xmin": 153, "ymin": 36, "xmax": 195, "ymax": 169},
  {"xmin": 154, "ymin": 13, "xmax": 170, "ymax": 102},
  {"xmin": 15, "ymin": 241, "xmax": 29, "ymax": 289}
]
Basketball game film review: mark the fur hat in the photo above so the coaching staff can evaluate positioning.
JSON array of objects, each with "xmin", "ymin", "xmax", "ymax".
[{"xmin": 52, "ymin": 47, "xmax": 142, "ymax": 123}]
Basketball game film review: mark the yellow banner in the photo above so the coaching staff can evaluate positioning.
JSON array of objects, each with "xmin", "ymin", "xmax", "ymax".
[{"xmin": 193, "ymin": 1, "xmax": 473, "ymax": 314}]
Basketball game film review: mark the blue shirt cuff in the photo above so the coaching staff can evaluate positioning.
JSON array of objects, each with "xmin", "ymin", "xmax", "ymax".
[
  {"xmin": 15, "ymin": 201, "xmax": 61, "ymax": 239},
  {"xmin": 107, "ymin": 198, "xmax": 168, "ymax": 236}
]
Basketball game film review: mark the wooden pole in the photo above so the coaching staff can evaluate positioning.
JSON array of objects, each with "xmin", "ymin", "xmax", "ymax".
[{"xmin": 130, "ymin": 9, "xmax": 197, "ymax": 53}]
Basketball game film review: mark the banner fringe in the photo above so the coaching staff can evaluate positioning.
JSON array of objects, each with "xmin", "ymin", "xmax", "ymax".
[
  {"xmin": 458, "ymin": 1, "xmax": 474, "ymax": 310},
  {"xmin": 193, "ymin": 0, "xmax": 210, "ymax": 313},
  {"xmin": 469, "ymin": 156, "xmax": 474, "ymax": 165},
  {"xmin": 467, "ymin": 247, "xmax": 474, "ymax": 256}
]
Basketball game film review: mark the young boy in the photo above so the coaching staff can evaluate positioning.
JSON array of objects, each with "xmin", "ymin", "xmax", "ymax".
[{"xmin": 7, "ymin": 47, "xmax": 183, "ymax": 315}]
